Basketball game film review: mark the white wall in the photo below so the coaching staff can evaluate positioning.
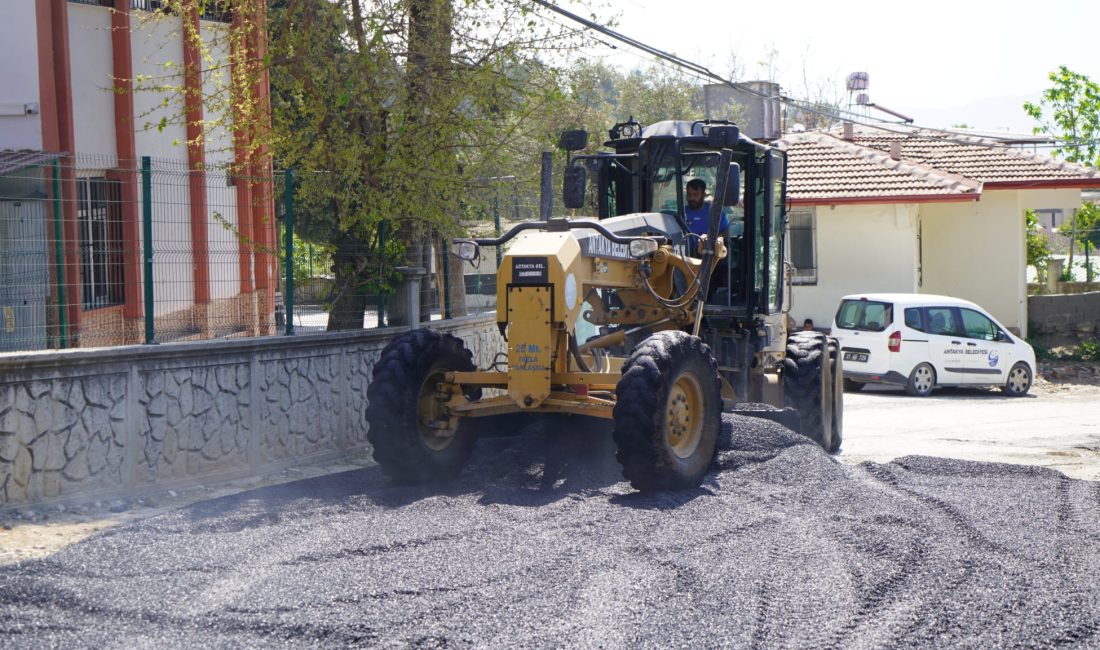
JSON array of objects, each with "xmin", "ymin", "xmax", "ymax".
[
  {"xmin": 0, "ymin": 1, "xmax": 43, "ymax": 150},
  {"xmin": 1020, "ymin": 188, "xmax": 1085, "ymax": 229},
  {"xmin": 791, "ymin": 203, "xmax": 920, "ymax": 328},
  {"xmin": 68, "ymin": 4, "xmax": 116, "ymax": 159},
  {"xmin": 201, "ymin": 22, "xmax": 240, "ymax": 300},
  {"xmin": 131, "ymin": 14, "xmax": 188, "ymax": 161},
  {"xmin": 920, "ymin": 190, "xmax": 1028, "ymax": 336}
]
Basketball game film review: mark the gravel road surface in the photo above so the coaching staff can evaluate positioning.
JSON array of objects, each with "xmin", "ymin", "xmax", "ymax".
[{"xmin": 2, "ymin": 413, "xmax": 1099, "ymax": 648}]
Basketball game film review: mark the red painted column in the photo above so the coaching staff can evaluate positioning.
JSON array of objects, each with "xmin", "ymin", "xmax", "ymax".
[
  {"xmin": 247, "ymin": 2, "xmax": 275, "ymax": 331},
  {"xmin": 111, "ymin": 0, "xmax": 142, "ymax": 334},
  {"xmin": 183, "ymin": 6, "xmax": 210, "ymax": 308},
  {"xmin": 230, "ymin": 9, "xmax": 254, "ymax": 297},
  {"xmin": 37, "ymin": 0, "xmax": 82, "ymax": 342}
]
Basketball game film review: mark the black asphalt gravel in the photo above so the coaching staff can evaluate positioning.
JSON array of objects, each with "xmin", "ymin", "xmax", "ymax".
[{"xmin": 1, "ymin": 413, "xmax": 1099, "ymax": 648}]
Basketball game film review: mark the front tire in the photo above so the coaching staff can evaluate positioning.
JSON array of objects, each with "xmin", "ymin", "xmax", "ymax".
[
  {"xmin": 1002, "ymin": 362, "xmax": 1032, "ymax": 397},
  {"xmin": 782, "ymin": 332, "xmax": 835, "ymax": 451},
  {"xmin": 905, "ymin": 362, "xmax": 936, "ymax": 397},
  {"xmin": 366, "ymin": 330, "xmax": 480, "ymax": 483},
  {"xmin": 612, "ymin": 331, "xmax": 722, "ymax": 492}
]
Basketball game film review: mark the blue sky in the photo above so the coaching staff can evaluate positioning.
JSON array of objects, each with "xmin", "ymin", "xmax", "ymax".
[{"xmin": 553, "ymin": 0, "xmax": 1100, "ymax": 132}]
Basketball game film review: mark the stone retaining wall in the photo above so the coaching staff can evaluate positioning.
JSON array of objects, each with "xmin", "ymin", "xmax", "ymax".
[
  {"xmin": 0, "ymin": 315, "xmax": 505, "ymax": 509},
  {"xmin": 1028, "ymin": 291, "xmax": 1100, "ymax": 342}
]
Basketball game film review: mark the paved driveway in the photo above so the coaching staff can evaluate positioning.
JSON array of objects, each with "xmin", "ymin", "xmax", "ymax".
[{"xmin": 839, "ymin": 383, "xmax": 1100, "ymax": 481}]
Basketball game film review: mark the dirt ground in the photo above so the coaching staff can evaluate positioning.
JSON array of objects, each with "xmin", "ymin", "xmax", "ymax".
[{"xmin": 1, "ymin": 361, "xmax": 1097, "ymax": 566}]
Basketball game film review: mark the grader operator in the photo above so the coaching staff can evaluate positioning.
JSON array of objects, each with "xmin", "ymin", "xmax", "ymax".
[{"xmin": 366, "ymin": 119, "xmax": 843, "ymax": 492}]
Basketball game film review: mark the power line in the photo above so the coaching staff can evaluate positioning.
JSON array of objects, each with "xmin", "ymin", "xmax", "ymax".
[{"xmin": 528, "ymin": 0, "xmax": 1099, "ymax": 156}]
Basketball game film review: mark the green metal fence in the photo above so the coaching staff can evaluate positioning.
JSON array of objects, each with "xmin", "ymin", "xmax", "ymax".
[{"xmin": 0, "ymin": 152, "xmax": 530, "ymax": 353}]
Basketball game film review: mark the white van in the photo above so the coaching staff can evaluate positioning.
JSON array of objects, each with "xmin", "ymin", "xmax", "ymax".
[{"xmin": 830, "ymin": 293, "xmax": 1036, "ymax": 397}]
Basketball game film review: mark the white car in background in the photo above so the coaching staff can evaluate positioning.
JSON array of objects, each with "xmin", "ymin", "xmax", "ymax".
[{"xmin": 830, "ymin": 293, "xmax": 1036, "ymax": 397}]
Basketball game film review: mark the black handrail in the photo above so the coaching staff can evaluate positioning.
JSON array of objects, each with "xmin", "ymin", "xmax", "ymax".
[{"xmin": 455, "ymin": 217, "xmax": 666, "ymax": 248}]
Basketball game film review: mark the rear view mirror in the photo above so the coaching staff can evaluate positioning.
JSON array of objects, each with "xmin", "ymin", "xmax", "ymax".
[
  {"xmin": 558, "ymin": 130, "xmax": 589, "ymax": 152},
  {"xmin": 452, "ymin": 240, "xmax": 479, "ymax": 262},
  {"xmin": 563, "ymin": 165, "xmax": 587, "ymax": 209},
  {"xmin": 723, "ymin": 163, "xmax": 741, "ymax": 207},
  {"xmin": 707, "ymin": 125, "xmax": 740, "ymax": 148}
]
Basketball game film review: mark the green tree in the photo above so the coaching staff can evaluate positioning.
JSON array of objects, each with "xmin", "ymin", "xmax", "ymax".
[
  {"xmin": 1058, "ymin": 202, "xmax": 1100, "ymax": 281},
  {"xmin": 1024, "ymin": 66, "xmax": 1100, "ymax": 166},
  {"xmin": 1025, "ymin": 209, "xmax": 1052, "ymax": 279}
]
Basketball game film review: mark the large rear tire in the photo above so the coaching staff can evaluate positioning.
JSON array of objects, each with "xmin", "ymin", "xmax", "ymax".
[
  {"xmin": 366, "ymin": 329, "xmax": 480, "ymax": 483},
  {"xmin": 782, "ymin": 331, "xmax": 835, "ymax": 452},
  {"xmin": 612, "ymin": 331, "xmax": 722, "ymax": 492},
  {"xmin": 827, "ymin": 337, "xmax": 843, "ymax": 453}
]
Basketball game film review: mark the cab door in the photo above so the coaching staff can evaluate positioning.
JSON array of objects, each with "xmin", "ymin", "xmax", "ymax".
[{"xmin": 958, "ymin": 307, "xmax": 1009, "ymax": 384}]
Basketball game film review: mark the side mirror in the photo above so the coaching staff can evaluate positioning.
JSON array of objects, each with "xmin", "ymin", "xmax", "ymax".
[
  {"xmin": 723, "ymin": 163, "xmax": 741, "ymax": 207},
  {"xmin": 563, "ymin": 165, "xmax": 586, "ymax": 209},
  {"xmin": 707, "ymin": 125, "xmax": 740, "ymax": 148},
  {"xmin": 558, "ymin": 130, "xmax": 589, "ymax": 152},
  {"xmin": 451, "ymin": 240, "xmax": 480, "ymax": 262}
]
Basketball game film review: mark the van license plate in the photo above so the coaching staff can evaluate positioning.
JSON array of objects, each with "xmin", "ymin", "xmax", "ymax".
[{"xmin": 844, "ymin": 352, "xmax": 869, "ymax": 362}]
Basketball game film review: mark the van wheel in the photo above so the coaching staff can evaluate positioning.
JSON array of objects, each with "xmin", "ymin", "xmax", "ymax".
[
  {"xmin": 905, "ymin": 363, "xmax": 936, "ymax": 397},
  {"xmin": 842, "ymin": 378, "xmax": 865, "ymax": 392},
  {"xmin": 1002, "ymin": 362, "xmax": 1032, "ymax": 397}
]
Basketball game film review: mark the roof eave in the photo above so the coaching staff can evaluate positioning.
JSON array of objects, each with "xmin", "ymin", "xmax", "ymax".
[
  {"xmin": 983, "ymin": 179, "xmax": 1100, "ymax": 190},
  {"xmin": 789, "ymin": 193, "xmax": 981, "ymax": 207}
]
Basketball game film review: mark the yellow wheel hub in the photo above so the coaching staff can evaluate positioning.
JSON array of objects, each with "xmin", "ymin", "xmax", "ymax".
[
  {"xmin": 417, "ymin": 369, "xmax": 460, "ymax": 451},
  {"xmin": 665, "ymin": 372, "xmax": 704, "ymax": 459}
]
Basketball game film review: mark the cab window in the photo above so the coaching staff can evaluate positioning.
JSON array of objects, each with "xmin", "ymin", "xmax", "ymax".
[
  {"xmin": 923, "ymin": 307, "xmax": 961, "ymax": 336},
  {"xmin": 834, "ymin": 299, "xmax": 892, "ymax": 332},
  {"xmin": 960, "ymin": 308, "xmax": 1001, "ymax": 341}
]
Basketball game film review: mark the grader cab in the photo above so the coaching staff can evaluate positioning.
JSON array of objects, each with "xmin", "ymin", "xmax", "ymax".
[{"xmin": 366, "ymin": 119, "xmax": 843, "ymax": 492}]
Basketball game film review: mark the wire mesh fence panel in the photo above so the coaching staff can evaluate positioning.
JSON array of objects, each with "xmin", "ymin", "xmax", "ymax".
[{"xmin": 0, "ymin": 152, "xmax": 528, "ymax": 353}]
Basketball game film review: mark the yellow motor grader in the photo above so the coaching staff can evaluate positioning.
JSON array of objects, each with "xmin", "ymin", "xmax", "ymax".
[{"xmin": 366, "ymin": 120, "xmax": 842, "ymax": 491}]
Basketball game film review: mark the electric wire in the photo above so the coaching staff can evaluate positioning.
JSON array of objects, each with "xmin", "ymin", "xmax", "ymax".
[{"xmin": 528, "ymin": 0, "xmax": 1099, "ymax": 157}]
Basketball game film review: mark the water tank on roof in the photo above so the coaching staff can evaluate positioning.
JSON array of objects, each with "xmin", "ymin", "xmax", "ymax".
[
  {"xmin": 704, "ymin": 81, "xmax": 782, "ymax": 141},
  {"xmin": 846, "ymin": 71, "xmax": 870, "ymax": 91}
]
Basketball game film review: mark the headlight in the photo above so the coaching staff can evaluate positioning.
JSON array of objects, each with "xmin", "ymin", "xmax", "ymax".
[{"xmin": 629, "ymin": 238, "xmax": 658, "ymax": 258}]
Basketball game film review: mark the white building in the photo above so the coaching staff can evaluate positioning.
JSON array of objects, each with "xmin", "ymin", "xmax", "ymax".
[
  {"xmin": 0, "ymin": 0, "xmax": 275, "ymax": 349},
  {"xmin": 778, "ymin": 126, "xmax": 1099, "ymax": 337}
]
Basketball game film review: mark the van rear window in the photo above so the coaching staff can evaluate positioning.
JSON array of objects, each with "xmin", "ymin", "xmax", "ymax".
[{"xmin": 834, "ymin": 300, "xmax": 892, "ymax": 332}]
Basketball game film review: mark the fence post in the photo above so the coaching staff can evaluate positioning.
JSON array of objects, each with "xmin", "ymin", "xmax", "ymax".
[
  {"xmin": 141, "ymin": 156, "xmax": 156, "ymax": 344},
  {"xmin": 283, "ymin": 168, "xmax": 294, "ymax": 335},
  {"xmin": 441, "ymin": 235, "xmax": 452, "ymax": 318},
  {"xmin": 377, "ymin": 220, "xmax": 387, "ymax": 327},
  {"xmin": 539, "ymin": 151, "xmax": 552, "ymax": 220},
  {"xmin": 493, "ymin": 185, "xmax": 502, "ymax": 270},
  {"xmin": 51, "ymin": 160, "xmax": 67, "ymax": 349}
]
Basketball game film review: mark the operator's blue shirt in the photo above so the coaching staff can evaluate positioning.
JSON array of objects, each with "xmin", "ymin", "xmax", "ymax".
[{"xmin": 684, "ymin": 201, "xmax": 729, "ymax": 237}]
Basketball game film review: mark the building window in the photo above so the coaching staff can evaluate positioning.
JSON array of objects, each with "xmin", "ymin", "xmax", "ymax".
[
  {"xmin": 789, "ymin": 208, "xmax": 817, "ymax": 285},
  {"xmin": 78, "ymin": 178, "xmax": 124, "ymax": 310},
  {"xmin": 1033, "ymin": 208, "xmax": 1064, "ymax": 229}
]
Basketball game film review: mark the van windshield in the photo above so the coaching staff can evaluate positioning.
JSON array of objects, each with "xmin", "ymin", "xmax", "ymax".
[{"xmin": 834, "ymin": 299, "xmax": 892, "ymax": 332}]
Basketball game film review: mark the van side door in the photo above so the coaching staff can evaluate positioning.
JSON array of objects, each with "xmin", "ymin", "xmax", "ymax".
[
  {"xmin": 922, "ymin": 306, "xmax": 967, "ymax": 386},
  {"xmin": 958, "ymin": 307, "xmax": 1010, "ymax": 384}
]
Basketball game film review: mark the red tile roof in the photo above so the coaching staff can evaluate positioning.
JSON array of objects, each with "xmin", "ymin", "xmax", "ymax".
[
  {"xmin": 848, "ymin": 128, "xmax": 1099, "ymax": 186},
  {"xmin": 777, "ymin": 132, "xmax": 980, "ymax": 204},
  {"xmin": 777, "ymin": 127, "xmax": 1099, "ymax": 205}
]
